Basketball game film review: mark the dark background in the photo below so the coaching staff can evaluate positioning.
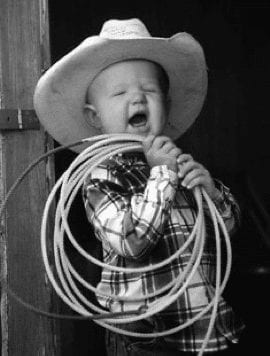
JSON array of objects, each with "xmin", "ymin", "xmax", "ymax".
[{"xmin": 48, "ymin": 0, "xmax": 270, "ymax": 354}]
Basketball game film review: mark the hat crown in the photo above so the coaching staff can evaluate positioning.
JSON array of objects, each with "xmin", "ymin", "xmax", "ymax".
[{"xmin": 100, "ymin": 18, "xmax": 151, "ymax": 39}]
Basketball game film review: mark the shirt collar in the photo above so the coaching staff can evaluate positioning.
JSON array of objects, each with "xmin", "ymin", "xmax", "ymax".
[{"xmin": 111, "ymin": 151, "xmax": 147, "ymax": 165}]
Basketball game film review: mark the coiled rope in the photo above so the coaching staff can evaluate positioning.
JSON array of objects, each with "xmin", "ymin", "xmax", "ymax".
[{"xmin": 1, "ymin": 133, "xmax": 232, "ymax": 356}]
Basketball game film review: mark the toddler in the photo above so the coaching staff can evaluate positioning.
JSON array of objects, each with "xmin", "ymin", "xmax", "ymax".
[{"xmin": 34, "ymin": 18, "xmax": 245, "ymax": 356}]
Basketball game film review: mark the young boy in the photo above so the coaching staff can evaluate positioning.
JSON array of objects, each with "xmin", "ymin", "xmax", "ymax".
[{"xmin": 34, "ymin": 18, "xmax": 244, "ymax": 355}]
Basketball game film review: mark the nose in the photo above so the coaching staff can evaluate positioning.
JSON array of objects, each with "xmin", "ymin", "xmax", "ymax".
[{"xmin": 130, "ymin": 90, "xmax": 147, "ymax": 105}]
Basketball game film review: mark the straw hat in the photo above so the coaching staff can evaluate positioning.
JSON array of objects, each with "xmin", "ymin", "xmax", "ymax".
[{"xmin": 34, "ymin": 18, "xmax": 207, "ymax": 152}]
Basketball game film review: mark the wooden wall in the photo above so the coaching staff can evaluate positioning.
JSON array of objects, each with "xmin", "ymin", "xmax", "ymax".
[{"xmin": 0, "ymin": 1, "xmax": 60, "ymax": 355}]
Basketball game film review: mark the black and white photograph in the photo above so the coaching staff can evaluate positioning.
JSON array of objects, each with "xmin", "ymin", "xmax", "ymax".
[{"xmin": 1, "ymin": 1, "xmax": 270, "ymax": 355}]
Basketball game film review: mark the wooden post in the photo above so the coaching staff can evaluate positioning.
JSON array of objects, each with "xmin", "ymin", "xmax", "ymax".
[{"xmin": 0, "ymin": 0, "xmax": 60, "ymax": 354}]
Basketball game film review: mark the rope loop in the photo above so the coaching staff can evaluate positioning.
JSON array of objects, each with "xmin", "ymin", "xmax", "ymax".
[
  {"xmin": 41, "ymin": 134, "xmax": 232, "ymax": 355},
  {"xmin": 0, "ymin": 134, "xmax": 232, "ymax": 356}
]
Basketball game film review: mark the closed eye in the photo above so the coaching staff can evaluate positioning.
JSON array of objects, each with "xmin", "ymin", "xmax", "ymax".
[{"xmin": 113, "ymin": 91, "xmax": 126, "ymax": 96}]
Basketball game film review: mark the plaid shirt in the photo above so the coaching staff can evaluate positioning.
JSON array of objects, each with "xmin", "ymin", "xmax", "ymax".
[{"xmin": 83, "ymin": 153, "xmax": 244, "ymax": 352}]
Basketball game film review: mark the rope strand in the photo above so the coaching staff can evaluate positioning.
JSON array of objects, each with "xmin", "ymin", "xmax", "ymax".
[{"xmin": 0, "ymin": 133, "xmax": 232, "ymax": 355}]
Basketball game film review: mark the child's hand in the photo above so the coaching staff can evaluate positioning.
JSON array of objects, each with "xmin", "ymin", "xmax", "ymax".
[
  {"xmin": 177, "ymin": 154, "xmax": 220, "ymax": 200},
  {"xmin": 143, "ymin": 135, "xmax": 182, "ymax": 173}
]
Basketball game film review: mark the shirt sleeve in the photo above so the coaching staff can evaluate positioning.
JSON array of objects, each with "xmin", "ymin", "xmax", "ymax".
[
  {"xmin": 206, "ymin": 179, "xmax": 241, "ymax": 236},
  {"xmin": 83, "ymin": 165, "xmax": 178, "ymax": 260}
]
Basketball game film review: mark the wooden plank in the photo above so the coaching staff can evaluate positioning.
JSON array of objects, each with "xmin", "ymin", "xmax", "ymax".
[
  {"xmin": 0, "ymin": 109, "xmax": 40, "ymax": 130},
  {"xmin": 0, "ymin": 138, "xmax": 8, "ymax": 356},
  {"xmin": 0, "ymin": 0, "xmax": 60, "ymax": 355}
]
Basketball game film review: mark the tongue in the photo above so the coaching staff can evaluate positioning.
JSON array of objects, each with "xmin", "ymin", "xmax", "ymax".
[{"xmin": 129, "ymin": 114, "xmax": 146, "ymax": 126}]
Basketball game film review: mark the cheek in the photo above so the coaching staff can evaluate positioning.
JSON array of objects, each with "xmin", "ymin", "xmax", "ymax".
[
  {"xmin": 100, "ymin": 110, "xmax": 126, "ymax": 131},
  {"xmin": 104, "ymin": 100, "xmax": 123, "ymax": 115},
  {"xmin": 156, "ymin": 102, "xmax": 168, "ymax": 121}
]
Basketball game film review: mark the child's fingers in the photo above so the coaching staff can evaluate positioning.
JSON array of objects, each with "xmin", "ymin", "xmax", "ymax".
[
  {"xmin": 169, "ymin": 147, "xmax": 182, "ymax": 158},
  {"xmin": 182, "ymin": 175, "xmax": 206, "ymax": 190},
  {"xmin": 161, "ymin": 143, "xmax": 182, "ymax": 156},
  {"xmin": 151, "ymin": 136, "xmax": 173, "ymax": 151},
  {"xmin": 177, "ymin": 153, "xmax": 193, "ymax": 165},
  {"xmin": 161, "ymin": 141, "xmax": 176, "ymax": 153},
  {"xmin": 178, "ymin": 161, "xmax": 202, "ymax": 178},
  {"xmin": 180, "ymin": 168, "xmax": 205, "ymax": 188}
]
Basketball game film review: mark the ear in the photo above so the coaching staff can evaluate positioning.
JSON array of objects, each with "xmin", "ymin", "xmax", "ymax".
[{"xmin": 84, "ymin": 104, "xmax": 102, "ymax": 130}]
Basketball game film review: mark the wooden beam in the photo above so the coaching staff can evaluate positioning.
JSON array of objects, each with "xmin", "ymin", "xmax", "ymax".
[
  {"xmin": 0, "ymin": 0, "xmax": 60, "ymax": 355},
  {"xmin": 0, "ymin": 109, "xmax": 40, "ymax": 130}
]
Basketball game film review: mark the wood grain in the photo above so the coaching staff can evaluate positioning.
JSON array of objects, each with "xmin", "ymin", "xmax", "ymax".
[{"xmin": 0, "ymin": 0, "xmax": 60, "ymax": 355}]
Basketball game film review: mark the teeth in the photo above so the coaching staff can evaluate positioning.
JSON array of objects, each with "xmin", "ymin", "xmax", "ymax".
[{"xmin": 129, "ymin": 113, "xmax": 147, "ymax": 126}]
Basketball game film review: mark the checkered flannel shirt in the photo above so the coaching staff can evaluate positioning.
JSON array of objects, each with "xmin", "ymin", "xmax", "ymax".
[{"xmin": 83, "ymin": 153, "xmax": 244, "ymax": 352}]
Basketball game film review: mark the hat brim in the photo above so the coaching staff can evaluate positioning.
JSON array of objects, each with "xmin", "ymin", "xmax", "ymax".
[{"xmin": 34, "ymin": 34, "xmax": 207, "ymax": 152}]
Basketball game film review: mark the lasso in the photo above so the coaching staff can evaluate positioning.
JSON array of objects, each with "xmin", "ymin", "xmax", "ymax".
[{"xmin": 1, "ymin": 134, "xmax": 232, "ymax": 356}]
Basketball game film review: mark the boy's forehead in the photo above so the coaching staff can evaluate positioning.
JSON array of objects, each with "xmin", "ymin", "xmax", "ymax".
[{"xmin": 91, "ymin": 59, "xmax": 161, "ymax": 86}]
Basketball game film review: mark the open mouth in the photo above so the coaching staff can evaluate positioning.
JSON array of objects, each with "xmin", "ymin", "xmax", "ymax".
[{"xmin": 129, "ymin": 113, "xmax": 147, "ymax": 127}]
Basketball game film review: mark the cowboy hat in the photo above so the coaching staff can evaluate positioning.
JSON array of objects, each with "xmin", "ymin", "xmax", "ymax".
[{"xmin": 34, "ymin": 18, "xmax": 208, "ymax": 152}]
